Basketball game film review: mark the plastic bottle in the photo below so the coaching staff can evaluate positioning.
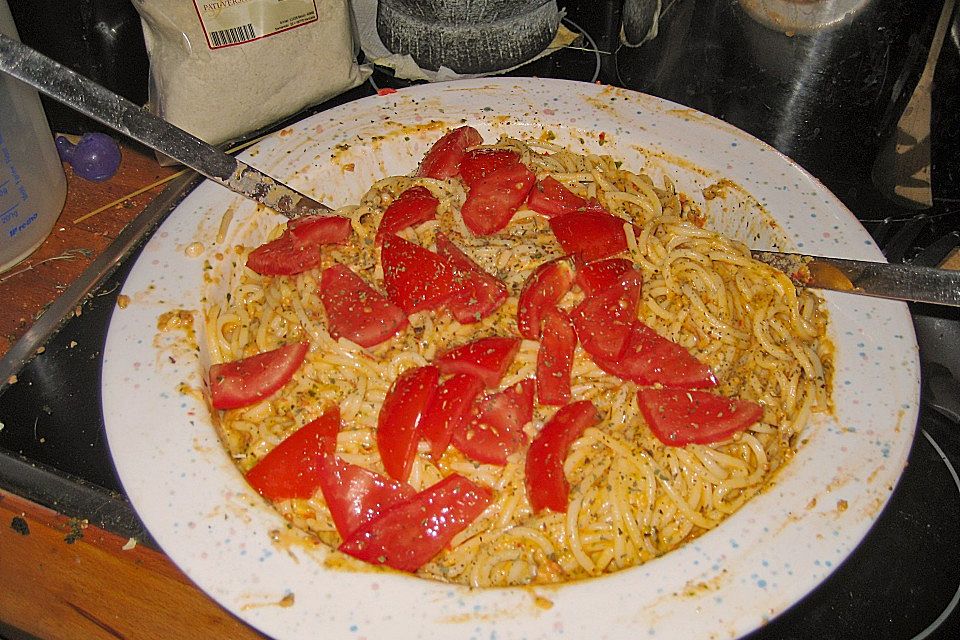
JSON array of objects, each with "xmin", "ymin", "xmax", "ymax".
[{"xmin": 0, "ymin": 0, "xmax": 67, "ymax": 273}]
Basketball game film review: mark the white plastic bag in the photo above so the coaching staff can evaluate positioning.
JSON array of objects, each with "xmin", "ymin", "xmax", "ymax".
[{"xmin": 133, "ymin": 0, "xmax": 370, "ymax": 146}]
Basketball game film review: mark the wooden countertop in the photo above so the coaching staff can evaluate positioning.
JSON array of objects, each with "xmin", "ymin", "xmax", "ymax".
[
  {"xmin": 0, "ymin": 145, "xmax": 266, "ymax": 639},
  {"xmin": 0, "ymin": 145, "xmax": 176, "ymax": 358}
]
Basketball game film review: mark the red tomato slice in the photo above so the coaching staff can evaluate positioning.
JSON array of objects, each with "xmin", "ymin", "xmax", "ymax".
[
  {"xmin": 526, "ymin": 176, "xmax": 588, "ymax": 217},
  {"xmin": 616, "ymin": 323, "xmax": 717, "ymax": 389},
  {"xmin": 637, "ymin": 388, "xmax": 763, "ymax": 446},
  {"xmin": 525, "ymin": 400, "xmax": 601, "ymax": 513},
  {"xmin": 319, "ymin": 265, "xmax": 408, "ymax": 348},
  {"xmin": 317, "ymin": 455, "xmax": 415, "ymax": 539},
  {"xmin": 536, "ymin": 308, "xmax": 577, "ymax": 406},
  {"xmin": 460, "ymin": 162, "xmax": 536, "ymax": 236},
  {"xmin": 516, "ymin": 257, "xmax": 575, "ymax": 340},
  {"xmin": 377, "ymin": 366, "xmax": 439, "ymax": 481},
  {"xmin": 375, "ymin": 186, "xmax": 439, "ymax": 245},
  {"xmin": 245, "ymin": 407, "xmax": 340, "ymax": 500},
  {"xmin": 452, "ymin": 390, "xmax": 528, "ymax": 465},
  {"xmin": 435, "ymin": 233, "xmax": 508, "ymax": 324},
  {"xmin": 571, "ymin": 268, "xmax": 643, "ymax": 361},
  {"xmin": 435, "ymin": 336, "xmax": 521, "ymax": 387},
  {"xmin": 416, "ymin": 126, "xmax": 483, "ymax": 179},
  {"xmin": 549, "ymin": 209, "xmax": 633, "ymax": 262},
  {"xmin": 209, "ymin": 341, "xmax": 309, "ymax": 410},
  {"xmin": 418, "ymin": 373, "xmax": 484, "ymax": 460},
  {"xmin": 574, "ymin": 257, "xmax": 634, "ymax": 297},
  {"xmin": 502, "ymin": 378, "xmax": 535, "ymax": 425},
  {"xmin": 339, "ymin": 474, "xmax": 492, "ymax": 572},
  {"xmin": 381, "ymin": 234, "xmax": 458, "ymax": 314},
  {"xmin": 246, "ymin": 215, "xmax": 352, "ymax": 276},
  {"xmin": 458, "ymin": 148, "xmax": 520, "ymax": 187}
]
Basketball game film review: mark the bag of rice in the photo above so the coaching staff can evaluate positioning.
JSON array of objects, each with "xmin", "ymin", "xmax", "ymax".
[{"xmin": 132, "ymin": 0, "xmax": 370, "ymax": 147}]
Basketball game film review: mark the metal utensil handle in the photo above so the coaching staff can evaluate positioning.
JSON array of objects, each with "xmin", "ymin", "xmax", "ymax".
[
  {"xmin": 821, "ymin": 256, "xmax": 960, "ymax": 307},
  {"xmin": 0, "ymin": 33, "xmax": 327, "ymax": 218},
  {"xmin": 0, "ymin": 33, "xmax": 235, "ymax": 179},
  {"xmin": 754, "ymin": 250, "xmax": 960, "ymax": 307}
]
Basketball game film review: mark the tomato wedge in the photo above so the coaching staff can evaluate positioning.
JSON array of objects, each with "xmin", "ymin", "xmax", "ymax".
[
  {"xmin": 381, "ymin": 234, "xmax": 458, "ymax": 314},
  {"xmin": 319, "ymin": 264, "xmax": 408, "ymax": 348},
  {"xmin": 616, "ymin": 323, "xmax": 717, "ymax": 388},
  {"xmin": 460, "ymin": 162, "xmax": 536, "ymax": 236},
  {"xmin": 459, "ymin": 148, "xmax": 520, "ymax": 187},
  {"xmin": 502, "ymin": 378, "xmax": 535, "ymax": 425},
  {"xmin": 375, "ymin": 186, "xmax": 439, "ymax": 245},
  {"xmin": 637, "ymin": 388, "xmax": 763, "ymax": 446},
  {"xmin": 526, "ymin": 176, "xmax": 588, "ymax": 218},
  {"xmin": 536, "ymin": 308, "xmax": 577, "ymax": 406},
  {"xmin": 416, "ymin": 126, "xmax": 483, "ymax": 179},
  {"xmin": 246, "ymin": 215, "xmax": 352, "ymax": 276},
  {"xmin": 452, "ymin": 390, "xmax": 528, "ymax": 465},
  {"xmin": 317, "ymin": 455, "xmax": 415, "ymax": 539},
  {"xmin": 418, "ymin": 373, "xmax": 484, "ymax": 460},
  {"xmin": 377, "ymin": 366, "xmax": 439, "ymax": 481},
  {"xmin": 339, "ymin": 474, "xmax": 492, "ymax": 572},
  {"xmin": 571, "ymin": 267, "xmax": 643, "ymax": 361},
  {"xmin": 574, "ymin": 257, "xmax": 634, "ymax": 297},
  {"xmin": 245, "ymin": 407, "xmax": 340, "ymax": 500},
  {"xmin": 435, "ymin": 336, "xmax": 521, "ymax": 387},
  {"xmin": 549, "ymin": 209, "xmax": 632, "ymax": 262},
  {"xmin": 525, "ymin": 400, "xmax": 601, "ymax": 513},
  {"xmin": 435, "ymin": 233, "xmax": 508, "ymax": 324},
  {"xmin": 209, "ymin": 341, "xmax": 309, "ymax": 410},
  {"xmin": 516, "ymin": 257, "xmax": 575, "ymax": 340}
]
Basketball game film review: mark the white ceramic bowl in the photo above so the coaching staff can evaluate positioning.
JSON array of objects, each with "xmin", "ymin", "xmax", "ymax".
[{"xmin": 102, "ymin": 78, "xmax": 919, "ymax": 639}]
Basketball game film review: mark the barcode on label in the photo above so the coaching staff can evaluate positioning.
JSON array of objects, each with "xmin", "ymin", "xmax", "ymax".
[{"xmin": 209, "ymin": 23, "xmax": 256, "ymax": 47}]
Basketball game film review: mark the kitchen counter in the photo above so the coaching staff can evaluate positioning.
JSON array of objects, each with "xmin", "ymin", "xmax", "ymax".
[{"xmin": 0, "ymin": 141, "xmax": 268, "ymax": 639}]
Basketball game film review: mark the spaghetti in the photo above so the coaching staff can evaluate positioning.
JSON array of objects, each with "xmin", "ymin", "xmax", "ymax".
[{"xmin": 204, "ymin": 134, "xmax": 831, "ymax": 586}]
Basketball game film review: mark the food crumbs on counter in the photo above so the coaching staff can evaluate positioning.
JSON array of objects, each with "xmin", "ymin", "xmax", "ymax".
[
  {"xmin": 279, "ymin": 593, "xmax": 295, "ymax": 607},
  {"xmin": 837, "ymin": 499, "xmax": 849, "ymax": 513},
  {"xmin": 532, "ymin": 594, "xmax": 554, "ymax": 610},
  {"xmin": 342, "ymin": 163, "xmax": 355, "ymax": 172},
  {"xmin": 69, "ymin": 341, "xmax": 77, "ymax": 348},
  {"xmin": 116, "ymin": 294, "xmax": 130, "ymax": 309},
  {"xmin": 64, "ymin": 518, "xmax": 87, "ymax": 544},
  {"xmin": 185, "ymin": 242, "xmax": 205, "ymax": 258},
  {"xmin": 35, "ymin": 346, "xmax": 45, "ymax": 354},
  {"xmin": 122, "ymin": 537, "xmax": 138, "ymax": 551},
  {"xmin": 10, "ymin": 516, "xmax": 29, "ymax": 536},
  {"xmin": 806, "ymin": 497, "xmax": 817, "ymax": 510},
  {"xmin": 74, "ymin": 305, "xmax": 82, "ymax": 317},
  {"xmin": 6, "ymin": 375, "xmax": 16, "ymax": 385}
]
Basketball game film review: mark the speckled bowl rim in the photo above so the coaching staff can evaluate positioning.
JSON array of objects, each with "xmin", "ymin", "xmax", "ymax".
[{"xmin": 102, "ymin": 78, "xmax": 919, "ymax": 640}]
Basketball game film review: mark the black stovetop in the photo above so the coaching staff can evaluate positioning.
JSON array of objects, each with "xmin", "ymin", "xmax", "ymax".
[{"xmin": 2, "ymin": 1, "xmax": 960, "ymax": 638}]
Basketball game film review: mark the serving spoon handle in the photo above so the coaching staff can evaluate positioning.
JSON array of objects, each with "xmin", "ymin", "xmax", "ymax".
[{"xmin": 0, "ymin": 33, "xmax": 328, "ymax": 219}]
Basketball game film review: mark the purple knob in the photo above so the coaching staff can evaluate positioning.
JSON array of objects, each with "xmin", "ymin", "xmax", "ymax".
[{"xmin": 56, "ymin": 133, "xmax": 122, "ymax": 182}]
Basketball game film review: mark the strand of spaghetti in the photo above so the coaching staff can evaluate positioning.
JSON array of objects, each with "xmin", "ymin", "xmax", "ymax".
[
  {"xmin": 612, "ymin": 459, "xmax": 646, "ymax": 553},
  {"xmin": 566, "ymin": 493, "xmax": 596, "ymax": 573}
]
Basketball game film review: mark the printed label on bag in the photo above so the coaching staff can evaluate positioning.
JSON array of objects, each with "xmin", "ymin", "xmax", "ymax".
[{"xmin": 193, "ymin": 0, "xmax": 319, "ymax": 49}]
